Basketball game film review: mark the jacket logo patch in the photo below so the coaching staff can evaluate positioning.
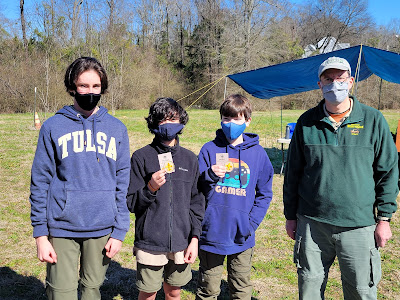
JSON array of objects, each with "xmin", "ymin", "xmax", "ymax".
[
  {"xmin": 347, "ymin": 124, "xmax": 363, "ymax": 129},
  {"xmin": 348, "ymin": 124, "xmax": 363, "ymax": 136},
  {"xmin": 350, "ymin": 129, "xmax": 360, "ymax": 135},
  {"xmin": 178, "ymin": 167, "xmax": 188, "ymax": 172}
]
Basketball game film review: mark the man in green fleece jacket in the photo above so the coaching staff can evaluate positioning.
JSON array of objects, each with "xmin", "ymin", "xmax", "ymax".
[{"xmin": 283, "ymin": 56, "xmax": 398, "ymax": 300}]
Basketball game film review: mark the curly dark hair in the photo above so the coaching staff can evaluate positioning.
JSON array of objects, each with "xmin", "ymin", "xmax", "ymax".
[
  {"xmin": 64, "ymin": 57, "xmax": 108, "ymax": 96},
  {"xmin": 145, "ymin": 97, "xmax": 189, "ymax": 132}
]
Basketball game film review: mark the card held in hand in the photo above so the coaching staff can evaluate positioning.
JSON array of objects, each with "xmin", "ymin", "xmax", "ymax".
[
  {"xmin": 216, "ymin": 153, "xmax": 233, "ymax": 172},
  {"xmin": 216, "ymin": 153, "xmax": 229, "ymax": 166},
  {"xmin": 158, "ymin": 152, "xmax": 175, "ymax": 173}
]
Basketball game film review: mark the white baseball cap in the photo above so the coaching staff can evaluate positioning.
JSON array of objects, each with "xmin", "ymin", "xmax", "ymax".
[{"xmin": 318, "ymin": 57, "xmax": 351, "ymax": 78}]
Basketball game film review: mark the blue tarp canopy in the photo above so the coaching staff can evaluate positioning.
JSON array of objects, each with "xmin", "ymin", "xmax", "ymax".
[{"xmin": 227, "ymin": 45, "xmax": 400, "ymax": 99}]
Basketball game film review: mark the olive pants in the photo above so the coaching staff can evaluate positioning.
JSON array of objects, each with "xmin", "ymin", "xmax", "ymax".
[
  {"xmin": 46, "ymin": 235, "xmax": 111, "ymax": 300},
  {"xmin": 196, "ymin": 247, "xmax": 254, "ymax": 300}
]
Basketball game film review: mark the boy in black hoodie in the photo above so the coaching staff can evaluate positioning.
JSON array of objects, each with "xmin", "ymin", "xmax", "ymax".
[{"xmin": 127, "ymin": 97, "xmax": 205, "ymax": 300}]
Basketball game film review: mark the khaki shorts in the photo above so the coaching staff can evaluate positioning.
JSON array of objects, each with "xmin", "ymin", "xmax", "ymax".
[{"xmin": 136, "ymin": 260, "xmax": 192, "ymax": 293}]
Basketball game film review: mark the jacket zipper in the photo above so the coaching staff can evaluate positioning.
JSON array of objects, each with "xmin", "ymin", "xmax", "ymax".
[
  {"xmin": 168, "ymin": 173, "xmax": 173, "ymax": 252},
  {"xmin": 334, "ymin": 128, "xmax": 339, "ymax": 146}
]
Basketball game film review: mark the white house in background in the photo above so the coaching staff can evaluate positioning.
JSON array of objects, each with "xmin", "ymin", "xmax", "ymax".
[{"xmin": 302, "ymin": 37, "xmax": 350, "ymax": 58}]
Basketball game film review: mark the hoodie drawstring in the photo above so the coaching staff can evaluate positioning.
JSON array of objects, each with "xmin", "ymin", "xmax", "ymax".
[
  {"xmin": 77, "ymin": 114, "xmax": 88, "ymax": 148},
  {"xmin": 77, "ymin": 113, "xmax": 99, "ymax": 162},
  {"xmin": 238, "ymin": 145, "xmax": 242, "ymax": 188},
  {"xmin": 93, "ymin": 114, "xmax": 99, "ymax": 162}
]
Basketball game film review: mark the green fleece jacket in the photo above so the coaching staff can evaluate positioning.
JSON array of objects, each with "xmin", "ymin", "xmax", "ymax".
[{"xmin": 283, "ymin": 97, "xmax": 398, "ymax": 227}]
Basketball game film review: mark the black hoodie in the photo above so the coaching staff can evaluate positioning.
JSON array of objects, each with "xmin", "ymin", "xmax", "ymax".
[{"xmin": 127, "ymin": 137, "xmax": 205, "ymax": 253}]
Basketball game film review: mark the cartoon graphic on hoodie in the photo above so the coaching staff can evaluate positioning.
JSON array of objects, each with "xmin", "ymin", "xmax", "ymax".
[
  {"xmin": 30, "ymin": 105, "xmax": 131, "ymax": 240},
  {"xmin": 217, "ymin": 158, "xmax": 249, "ymax": 189}
]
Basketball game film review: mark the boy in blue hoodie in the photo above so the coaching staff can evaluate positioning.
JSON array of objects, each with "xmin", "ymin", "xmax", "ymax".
[
  {"xmin": 127, "ymin": 97, "xmax": 205, "ymax": 300},
  {"xmin": 29, "ymin": 57, "xmax": 131, "ymax": 300},
  {"xmin": 196, "ymin": 94, "xmax": 274, "ymax": 299}
]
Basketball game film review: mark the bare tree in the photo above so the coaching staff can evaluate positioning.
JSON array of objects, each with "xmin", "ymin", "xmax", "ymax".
[{"xmin": 298, "ymin": 0, "xmax": 373, "ymax": 51}]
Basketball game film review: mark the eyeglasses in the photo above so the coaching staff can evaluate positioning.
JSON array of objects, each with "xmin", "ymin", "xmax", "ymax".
[{"xmin": 320, "ymin": 76, "xmax": 350, "ymax": 84}]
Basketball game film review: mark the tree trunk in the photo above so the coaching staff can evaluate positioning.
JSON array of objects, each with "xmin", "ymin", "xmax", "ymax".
[
  {"xmin": 71, "ymin": 0, "xmax": 83, "ymax": 45},
  {"xmin": 20, "ymin": 0, "xmax": 27, "ymax": 48}
]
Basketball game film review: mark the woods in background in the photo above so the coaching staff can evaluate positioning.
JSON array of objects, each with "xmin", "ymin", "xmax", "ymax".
[{"xmin": 1, "ymin": 0, "xmax": 400, "ymax": 114}]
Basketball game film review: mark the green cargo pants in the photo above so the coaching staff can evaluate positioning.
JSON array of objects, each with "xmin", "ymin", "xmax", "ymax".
[
  {"xmin": 196, "ymin": 247, "xmax": 254, "ymax": 300},
  {"xmin": 46, "ymin": 235, "xmax": 111, "ymax": 300},
  {"xmin": 295, "ymin": 215, "xmax": 381, "ymax": 300}
]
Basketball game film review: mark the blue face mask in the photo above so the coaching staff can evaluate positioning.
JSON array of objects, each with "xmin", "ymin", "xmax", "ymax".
[
  {"xmin": 152, "ymin": 123, "xmax": 184, "ymax": 141},
  {"xmin": 322, "ymin": 81, "xmax": 349, "ymax": 105},
  {"xmin": 221, "ymin": 121, "xmax": 246, "ymax": 141}
]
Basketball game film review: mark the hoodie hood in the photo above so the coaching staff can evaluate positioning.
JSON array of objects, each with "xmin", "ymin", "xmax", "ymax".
[
  {"xmin": 55, "ymin": 105, "xmax": 108, "ymax": 122},
  {"xmin": 214, "ymin": 129, "xmax": 260, "ymax": 150}
]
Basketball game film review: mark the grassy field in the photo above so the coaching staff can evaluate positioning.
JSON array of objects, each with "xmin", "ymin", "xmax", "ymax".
[{"xmin": 1, "ymin": 108, "xmax": 399, "ymax": 299}]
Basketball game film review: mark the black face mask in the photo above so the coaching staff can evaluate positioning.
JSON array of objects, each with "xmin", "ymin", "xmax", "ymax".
[{"xmin": 74, "ymin": 92, "xmax": 101, "ymax": 111}]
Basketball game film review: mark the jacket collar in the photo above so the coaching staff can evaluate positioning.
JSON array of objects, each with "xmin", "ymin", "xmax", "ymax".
[
  {"xmin": 315, "ymin": 96, "xmax": 364, "ymax": 125},
  {"xmin": 150, "ymin": 136, "xmax": 180, "ymax": 155}
]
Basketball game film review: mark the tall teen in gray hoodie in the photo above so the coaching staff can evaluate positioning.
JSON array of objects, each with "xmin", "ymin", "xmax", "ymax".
[{"xmin": 29, "ymin": 57, "xmax": 130, "ymax": 300}]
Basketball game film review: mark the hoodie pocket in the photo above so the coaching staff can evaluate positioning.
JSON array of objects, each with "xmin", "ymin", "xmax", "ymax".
[
  {"xmin": 53, "ymin": 189, "xmax": 117, "ymax": 229},
  {"xmin": 202, "ymin": 205, "xmax": 251, "ymax": 245}
]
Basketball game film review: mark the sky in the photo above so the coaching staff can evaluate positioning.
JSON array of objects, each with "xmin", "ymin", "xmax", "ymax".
[
  {"xmin": 287, "ymin": 0, "xmax": 400, "ymax": 26},
  {"xmin": 367, "ymin": 0, "xmax": 400, "ymax": 26},
  {"xmin": 1, "ymin": 0, "xmax": 399, "ymax": 27}
]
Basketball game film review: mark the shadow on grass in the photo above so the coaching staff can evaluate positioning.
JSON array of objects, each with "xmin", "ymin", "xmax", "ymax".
[
  {"xmin": 0, "ymin": 262, "xmax": 259, "ymax": 299},
  {"xmin": 264, "ymin": 147, "xmax": 288, "ymax": 175},
  {"xmin": 101, "ymin": 260, "xmax": 137, "ymax": 299},
  {"xmin": 103, "ymin": 262, "xmax": 258, "ymax": 299},
  {"xmin": 102, "ymin": 261, "xmax": 199, "ymax": 299},
  {"xmin": 0, "ymin": 267, "xmax": 46, "ymax": 300}
]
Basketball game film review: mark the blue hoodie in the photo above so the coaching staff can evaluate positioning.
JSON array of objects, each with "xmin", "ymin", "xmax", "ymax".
[
  {"xmin": 30, "ymin": 105, "xmax": 131, "ymax": 241},
  {"xmin": 198, "ymin": 130, "xmax": 274, "ymax": 255}
]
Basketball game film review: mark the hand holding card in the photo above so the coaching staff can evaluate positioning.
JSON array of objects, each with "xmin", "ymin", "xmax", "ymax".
[
  {"xmin": 148, "ymin": 169, "xmax": 166, "ymax": 192},
  {"xmin": 212, "ymin": 153, "xmax": 229, "ymax": 178}
]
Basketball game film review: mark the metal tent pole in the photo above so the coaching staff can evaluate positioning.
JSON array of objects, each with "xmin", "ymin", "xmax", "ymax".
[
  {"xmin": 378, "ymin": 78, "xmax": 383, "ymax": 110},
  {"xmin": 224, "ymin": 77, "xmax": 227, "ymax": 100}
]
